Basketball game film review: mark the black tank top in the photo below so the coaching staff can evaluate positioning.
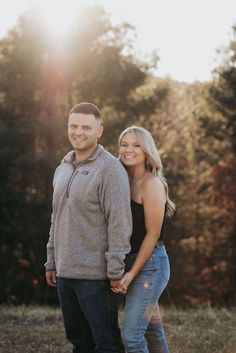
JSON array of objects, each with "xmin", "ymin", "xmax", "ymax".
[{"xmin": 130, "ymin": 199, "xmax": 166, "ymax": 254}]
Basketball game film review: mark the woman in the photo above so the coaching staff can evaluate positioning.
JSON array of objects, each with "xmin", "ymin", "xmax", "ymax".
[{"xmin": 112, "ymin": 126, "xmax": 175, "ymax": 353}]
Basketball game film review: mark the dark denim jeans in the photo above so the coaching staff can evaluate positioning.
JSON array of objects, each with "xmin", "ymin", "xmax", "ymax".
[
  {"xmin": 57, "ymin": 277, "xmax": 125, "ymax": 353},
  {"xmin": 123, "ymin": 245, "xmax": 170, "ymax": 353}
]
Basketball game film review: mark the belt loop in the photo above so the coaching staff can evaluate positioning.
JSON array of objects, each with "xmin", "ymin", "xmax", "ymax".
[{"xmin": 157, "ymin": 241, "xmax": 164, "ymax": 248}]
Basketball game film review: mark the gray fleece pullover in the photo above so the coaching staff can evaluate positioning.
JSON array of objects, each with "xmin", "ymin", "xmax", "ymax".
[{"xmin": 44, "ymin": 145, "xmax": 132, "ymax": 280}]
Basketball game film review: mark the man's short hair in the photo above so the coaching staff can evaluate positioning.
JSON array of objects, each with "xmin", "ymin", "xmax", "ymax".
[{"xmin": 69, "ymin": 102, "xmax": 101, "ymax": 120}]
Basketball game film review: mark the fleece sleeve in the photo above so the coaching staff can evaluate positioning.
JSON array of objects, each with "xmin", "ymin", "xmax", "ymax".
[
  {"xmin": 44, "ymin": 169, "xmax": 59, "ymax": 271},
  {"xmin": 100, "ymin": 160, "xmax": 132, "ymax": 280},
  {"xmin": 44, "ymin": 205, "xmax": 56, "ymax": 271}
]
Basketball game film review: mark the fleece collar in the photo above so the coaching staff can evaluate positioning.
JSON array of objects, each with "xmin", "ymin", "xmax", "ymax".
[{"xmin": 61, "ymin": 144, "xmax": 104, "ymax": 164}]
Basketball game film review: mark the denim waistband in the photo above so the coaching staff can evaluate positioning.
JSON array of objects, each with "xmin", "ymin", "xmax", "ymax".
[
  {"xmin": 156, "ymin": 240, "xmax": 164, "ymax": 248},
  {"xmin": 153, "ymin": 243, "xmax": 167, "ymax": 256}
]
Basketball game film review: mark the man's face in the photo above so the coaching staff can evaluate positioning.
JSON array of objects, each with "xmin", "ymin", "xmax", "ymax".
[{"xmin": 68, "ymin": 113, "xmax": 103, "ymax": 154}]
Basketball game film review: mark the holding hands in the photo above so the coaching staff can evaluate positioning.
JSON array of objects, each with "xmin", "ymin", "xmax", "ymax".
[{"xmin": 110, "ymin": 271, "xmax": 135, "ymax": 294}]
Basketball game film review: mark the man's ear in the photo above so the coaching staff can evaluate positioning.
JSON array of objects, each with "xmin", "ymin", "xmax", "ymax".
[{"xmin": 97, "ymin": 125, "xmax": 104, "ymax": 138}]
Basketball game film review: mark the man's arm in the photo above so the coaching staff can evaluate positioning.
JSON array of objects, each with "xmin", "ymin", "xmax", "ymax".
[
  {"xmin": 44, "ymin": 207, "xmax": 57, "ymax": 286},
  {"xmin": 100, "ymin": 159, "xmax": 132, "ymax": 280},
  {"xmin": 44, "ymin": 169, "xmax": 59, "ymax": 286}
]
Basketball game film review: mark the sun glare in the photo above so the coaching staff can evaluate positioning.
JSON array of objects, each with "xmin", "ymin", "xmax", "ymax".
[
  {"xmin": 35, "ymin": 0, "xmax": 91, "ymax": 43},
  {"xmin": 1, "ymin": 0, "xmax": 236, "ymax": 82}
]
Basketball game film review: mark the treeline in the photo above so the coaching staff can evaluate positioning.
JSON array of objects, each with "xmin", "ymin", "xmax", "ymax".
[{"xmin": 0, "ymin": 7, "xmax": 235, "ymax": 306}]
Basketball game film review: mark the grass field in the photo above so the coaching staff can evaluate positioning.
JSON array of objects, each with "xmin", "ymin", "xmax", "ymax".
[{"xmin": 0, "ymin": 305, "xmax": 235, "ymax": 353}]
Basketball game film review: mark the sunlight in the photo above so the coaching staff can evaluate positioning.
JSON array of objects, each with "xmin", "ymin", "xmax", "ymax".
[
  {"xmin": 35, "ymin": 0, "xmax": 90, "ymax": 43},
  {"xmin": 1, "ymin": 0, "xmax": 236, "ymax": 82}
]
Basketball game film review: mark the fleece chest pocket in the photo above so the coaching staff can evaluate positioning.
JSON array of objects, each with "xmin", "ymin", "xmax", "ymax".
[{"xmin": 69, "ymin": 170, "xmax": 100, "ymax": 205}]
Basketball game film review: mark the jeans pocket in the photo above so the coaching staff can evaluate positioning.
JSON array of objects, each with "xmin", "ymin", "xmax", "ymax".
[{"xmin": 160, "ymin": 255, "xmax": 170, "ymax": 284}]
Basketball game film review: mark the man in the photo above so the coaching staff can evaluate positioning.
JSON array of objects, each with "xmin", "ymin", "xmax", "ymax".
[{"xmin": 45, "ymin": 102, "xmax": 132, "ymax": 353}]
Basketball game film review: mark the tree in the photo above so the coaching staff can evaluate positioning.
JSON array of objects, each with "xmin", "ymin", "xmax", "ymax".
[
  {"xmin": 210, "ymin": 25, "xmax": 236, "ymax": 152},
  {"xmin": 209, "ymin": 24, "xmax": 236, "ymax": 304},
  {"xmin": 0, "ymin": 7, "xmax": 164, "ymax": 303}
]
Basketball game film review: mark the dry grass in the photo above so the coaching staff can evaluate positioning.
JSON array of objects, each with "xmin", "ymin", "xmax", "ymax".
[
  {"xmin": 163, "ymin": 306, "xmax": 236, "ymax": 353},
  {"xmin": 0, "ymin": 305, "xmax": 235, "ymax": 353}
]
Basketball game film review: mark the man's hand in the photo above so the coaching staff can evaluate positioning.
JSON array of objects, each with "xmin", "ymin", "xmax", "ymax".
[
  {"xmin": 45, "ymin": 270, "xmax": 57, "ymax": 287},
  {"xmin": 110, "ymin": 280, "xmax": 122, "ymax": 293},
  {"xmin": 110, "ymin": 279, "xmax": 127, "ymax": 294}
]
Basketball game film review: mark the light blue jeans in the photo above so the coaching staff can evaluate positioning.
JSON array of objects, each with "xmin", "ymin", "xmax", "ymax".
[{"xmin": 122, "ymin": 245, "xmax": 170, "ymax": 353}]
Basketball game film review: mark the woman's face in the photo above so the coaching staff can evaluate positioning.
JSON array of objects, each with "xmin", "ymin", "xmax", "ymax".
[{"xmin": 119, "ymin": 132, "xmax": 146, "ymax": 168}]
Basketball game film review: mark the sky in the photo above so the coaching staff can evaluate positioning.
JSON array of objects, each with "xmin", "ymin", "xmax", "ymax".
[{"xmin": 0, "ymin": 0, "xmax": 235, "ymax": 83}]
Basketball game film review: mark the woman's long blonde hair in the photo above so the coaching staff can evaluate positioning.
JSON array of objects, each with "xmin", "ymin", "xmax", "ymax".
[{"xmin": 118, "ymin": 126, "xmax": 175, "ymax": 217}]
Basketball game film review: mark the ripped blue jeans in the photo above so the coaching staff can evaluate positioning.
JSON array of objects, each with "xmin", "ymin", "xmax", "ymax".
[{"xmin": 122, "ymin": 245, "xmax": 170, "ymax": 353}]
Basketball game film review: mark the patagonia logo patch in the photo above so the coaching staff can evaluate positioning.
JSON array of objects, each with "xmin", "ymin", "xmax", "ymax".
[{"xmin": 81, "ymin": 170, "xmax": 89, "ymax": 175}]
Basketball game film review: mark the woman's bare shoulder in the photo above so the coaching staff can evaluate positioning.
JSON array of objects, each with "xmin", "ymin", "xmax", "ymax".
[
  {"xmin": 142, "ymin": 174, "xmax": 166, "ymax": 210},
  {"xmin": 143, "ymin": 174, "xmax": 164, "ymax": 193},
  {"xmin": 141, "ymin": 174, "xmax": 165, "ymax": 203}
]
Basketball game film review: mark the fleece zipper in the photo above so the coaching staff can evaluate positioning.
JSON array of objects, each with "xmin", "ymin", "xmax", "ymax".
[{"xmin": 66, "ymin": 164, "xmax": 81, "ymax": 198}]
